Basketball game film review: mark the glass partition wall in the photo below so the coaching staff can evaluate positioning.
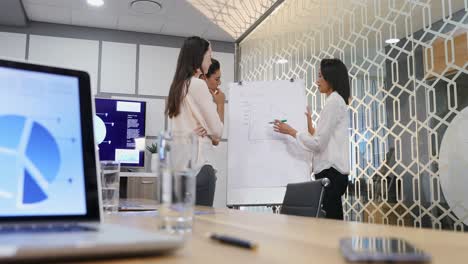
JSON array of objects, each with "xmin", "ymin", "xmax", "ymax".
[{"xmin": 238, "ymin": 0, "xmax": 468, "ymax": 231}]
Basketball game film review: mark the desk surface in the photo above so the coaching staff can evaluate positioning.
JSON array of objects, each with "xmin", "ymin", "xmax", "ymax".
[{"xmin": 84, "ymin": 199, "xmax": 468, "ymax": 263}]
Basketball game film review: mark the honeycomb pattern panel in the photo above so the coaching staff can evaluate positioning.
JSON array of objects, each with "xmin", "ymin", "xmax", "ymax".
[{"xmin": 238, "ymin": 0, "xmax": 468, "ymax": 231}]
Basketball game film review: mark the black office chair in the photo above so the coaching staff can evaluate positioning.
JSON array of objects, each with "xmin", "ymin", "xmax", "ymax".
[
  {"xmin": 280, "ymin": 178, "xmax": 330, "ymax": 217},
  {"xmin": 195, "ymin": 164, "xmax": 217, "ymax": 207}
]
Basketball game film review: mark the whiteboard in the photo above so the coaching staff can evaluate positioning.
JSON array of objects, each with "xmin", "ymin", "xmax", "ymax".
[{"xmin": 227, "ymin": 80, "xmax": 311, "ymax": 205}]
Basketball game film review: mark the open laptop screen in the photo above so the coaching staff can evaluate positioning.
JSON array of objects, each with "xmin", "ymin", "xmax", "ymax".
[{"xmin": 0, "ymin": 63, "xmax": 90, "ymax": 218}]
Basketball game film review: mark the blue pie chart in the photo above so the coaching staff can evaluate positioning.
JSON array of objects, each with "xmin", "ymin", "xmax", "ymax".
[{"xmin": 0, "ymin": 115, "xmax": 60, "ymax": 205}]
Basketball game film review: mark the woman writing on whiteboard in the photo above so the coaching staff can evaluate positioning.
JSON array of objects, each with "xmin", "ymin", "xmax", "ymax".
[
  {"xmin": 166, "ymin": 36, "xmax": 225, "ymax": 206},
  {"xmin": 274, "ymin": 58, "xmax": 350, "ymax": 220}
]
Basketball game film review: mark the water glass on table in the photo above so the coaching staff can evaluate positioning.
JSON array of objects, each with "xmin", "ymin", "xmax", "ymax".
[
  {"xmin": 100, "ymin": 161, "xmax": 120, "ymax": 213},
  {"xmin": 158, "ymin": 131, "xmax": 199, "ymax": 234}
]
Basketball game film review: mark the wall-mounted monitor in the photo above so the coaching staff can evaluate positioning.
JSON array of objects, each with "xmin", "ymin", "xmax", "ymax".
[{"xmin": 94, "ymin": 98, "xmax": 146, "ymax": 167}]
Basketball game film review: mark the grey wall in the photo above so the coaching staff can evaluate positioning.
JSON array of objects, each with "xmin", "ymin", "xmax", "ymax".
[{"xmin": 0, "ymin": 0, "xmax": 27, "ymax": 27}]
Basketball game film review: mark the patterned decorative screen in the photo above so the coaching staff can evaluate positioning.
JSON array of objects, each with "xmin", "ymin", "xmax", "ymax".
[{"xmin": 238, "ymin": 0, "xmax": 468, "ymax": 231}]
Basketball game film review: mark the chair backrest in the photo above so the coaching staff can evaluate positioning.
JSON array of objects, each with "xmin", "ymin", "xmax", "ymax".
[
  {"xmin": 195, "ymin": 164, "xmax": 217, "ymax": 207},
  {"xmin": 280, "ymin": 179, "xmax": 329, "ymax": 217}
]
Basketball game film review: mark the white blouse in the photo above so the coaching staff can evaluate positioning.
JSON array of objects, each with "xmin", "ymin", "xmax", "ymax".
[
  {"xmin": 296, "ymin": 91, "xmax": 350, "ymax": 175},
  {"xmin": 169, "ymin": 77, "xmax": 223, "ymax": 166}
]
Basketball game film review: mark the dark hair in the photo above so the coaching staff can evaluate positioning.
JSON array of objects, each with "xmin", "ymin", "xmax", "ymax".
[
  {"xmin": 166, "ymin": 36, "xmax": 210, "ymax": 118},
  {"xmin": 320, "ymin": 58, "xmax": 351, "ymax": 105},
  {"xmin": 205, "ymin": 58, "xmax": 220, "ymax": 78}
]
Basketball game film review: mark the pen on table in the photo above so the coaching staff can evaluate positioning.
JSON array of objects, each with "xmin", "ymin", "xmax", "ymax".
[
  {"xmin": 268, "ymin": 119, "xmax": 288, "ymax": 124},
  {"xmin": 208, "ymin": 233, "xmax": 258, "ymax": 250}
]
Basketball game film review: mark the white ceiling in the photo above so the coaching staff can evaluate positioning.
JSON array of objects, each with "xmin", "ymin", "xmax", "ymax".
[
  {"xmin": 187, "ymin": 0, "xmax": 278, "ymax": 39},
  {"xmin": 22, "ymin": 0, "xmax": 239, "ymax": 42}
]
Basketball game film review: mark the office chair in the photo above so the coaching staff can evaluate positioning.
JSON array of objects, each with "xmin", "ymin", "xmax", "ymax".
[
  {"xmin": 195, "ymin": 164, "xmax": 217, "ymax": 207},
  {"xmin": 280, "ymin": 178, "xmax": 330, "ymax": 217}
]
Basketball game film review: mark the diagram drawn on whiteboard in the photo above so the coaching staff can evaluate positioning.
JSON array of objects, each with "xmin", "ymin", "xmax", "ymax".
[{"xmin": 248, "ymin": 103, "xmax": 289, "ymax": 141}]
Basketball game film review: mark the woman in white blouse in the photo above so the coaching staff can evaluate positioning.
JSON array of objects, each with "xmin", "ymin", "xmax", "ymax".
[
  {"xmin": 166, "ymin": 36, "xmax": 225, "ymax": 206},
  {"xmin": 274, "ymin": 58, "xmax": 350, "ymax": 220}
]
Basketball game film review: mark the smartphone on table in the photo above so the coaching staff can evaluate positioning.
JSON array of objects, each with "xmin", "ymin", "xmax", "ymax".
[{"xmin": 340, "ymin": 237, "xmax": 431, "ymax": 262}]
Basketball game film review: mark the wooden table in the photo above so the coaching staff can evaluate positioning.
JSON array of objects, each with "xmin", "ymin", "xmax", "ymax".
[{"xmin": 81, "ymin": 199, "xmax": 468, "ymax": 263}]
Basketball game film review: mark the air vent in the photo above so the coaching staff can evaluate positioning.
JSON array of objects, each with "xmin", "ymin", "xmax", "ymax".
[{"xmin": 130, "ymin": 0, "xmax": 162, "ymax": 15}]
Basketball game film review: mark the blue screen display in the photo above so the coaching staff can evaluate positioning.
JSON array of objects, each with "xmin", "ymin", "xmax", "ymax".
[
  {"xmin": 94, "ymin": 98, "xmax": 146, "ymax": 167},
  {"xmin": 0, "ymin": 66, "xmax": 87, "ymax": 217}
]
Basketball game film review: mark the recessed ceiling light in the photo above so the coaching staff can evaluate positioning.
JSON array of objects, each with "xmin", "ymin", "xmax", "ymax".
[
  {"xmin": 87, "ymin": 0, "xmax": 104, "ymax": 7},
  {"xmin": 276, "ymin": 59, "xmax": 288, "ymax": 64},
  {"xmin": 130, "ymin": 0, "xmax": 162, "ymax": 15},
  {"xmin": 385, "ymin": 38, "xmax": 400, "ymax": 44}
]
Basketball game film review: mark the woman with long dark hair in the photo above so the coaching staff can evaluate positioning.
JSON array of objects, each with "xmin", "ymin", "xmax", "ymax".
[
  {"xmin": 274, "ymin": 58, "xmax": 350, "ymax": 220},
  {"xmin": 200, "ymin": 58, "xmax": 222, "ymax": 145},
  {"xmin": 166, "ymin": 36, "xmax": 224, "ymax": 207},
  {"xmin": 204, "ymin": 58, "xmax": 221, "ymax": 93}
]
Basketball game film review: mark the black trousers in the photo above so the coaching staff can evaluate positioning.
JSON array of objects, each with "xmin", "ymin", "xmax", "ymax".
[
  {"xmin": 315, "ymin": 167, "xmax": 349, "ymax": 220},
  {"xmin": 195, "ymin": 165, "xmax": 217, "ymax": 207}
]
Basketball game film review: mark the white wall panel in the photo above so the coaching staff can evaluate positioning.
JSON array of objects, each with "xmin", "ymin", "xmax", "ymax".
[
  {"xmin": 100, "ymin": 41, "xmax": 136, "ymax": 94},
  {"xmin": 222, "ymin": 103, "xmax": 228, "ymax": 139},
  {"xmin": 0, "ymin": 32, "xmax": 26, "ymax": 60},
  {"xmin": 139, "ymin": 45, "xmax": 179, "ymax": 97},
  {"xmin": 28, "ymin": 35, "xmax": 99, "ymax": 95}
]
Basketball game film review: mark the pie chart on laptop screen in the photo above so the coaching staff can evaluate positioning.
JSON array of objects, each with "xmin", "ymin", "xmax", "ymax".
[{"xmin": 0, "ymin": 115, "xmax": 61, "ymax": 205}]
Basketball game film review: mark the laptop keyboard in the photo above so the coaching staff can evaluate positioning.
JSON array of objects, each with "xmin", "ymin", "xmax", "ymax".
[{"xmin": 0, "ymin": 224, "xmax": 97, "ymax": 234}]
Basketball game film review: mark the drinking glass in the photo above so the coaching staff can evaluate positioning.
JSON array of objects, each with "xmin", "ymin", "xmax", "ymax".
[
  {"xmin": 158, "ymin": 131, "xmax": 199, "ymax": 233},
  {"xmin": 100, "ymin": 161, "xmax": 120, "ymax": 213}
]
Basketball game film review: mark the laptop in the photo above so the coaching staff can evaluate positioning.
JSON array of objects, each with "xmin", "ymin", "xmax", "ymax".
[{"xmin": 0, "ymin": 59, "xmax": 183, "ymax": 262}]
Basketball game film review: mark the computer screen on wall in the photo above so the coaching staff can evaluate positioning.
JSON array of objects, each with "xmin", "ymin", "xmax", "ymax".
[{"xmin": 94, "ymin": 98, "xmax": 146, "ymax": 167}]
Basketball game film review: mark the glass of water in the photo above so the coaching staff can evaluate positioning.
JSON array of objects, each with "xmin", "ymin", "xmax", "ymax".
[
  {"xmin": 158, "ymin": 131, "xmax": 199, "ymax": 234},
  {"xmin": 100, "ymin": 161, "xmax": 120, "ymax": 213}
]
